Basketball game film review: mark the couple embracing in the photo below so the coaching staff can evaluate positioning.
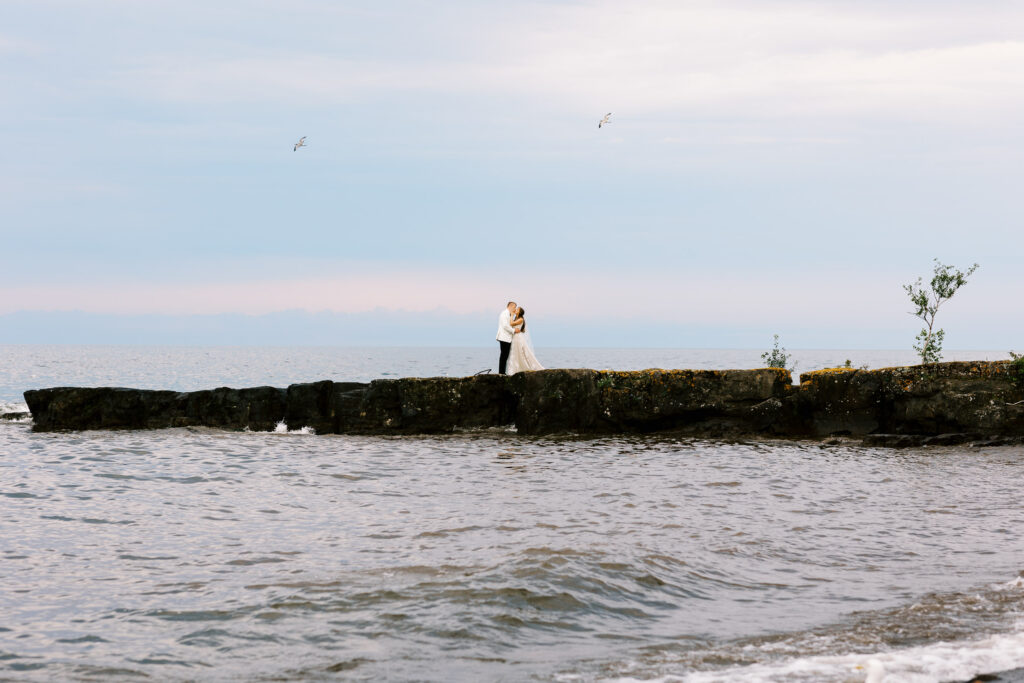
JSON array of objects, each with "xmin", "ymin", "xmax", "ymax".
[{"xmin": 496, "ymin": 301, "xmax": 544, "ymax": 375}]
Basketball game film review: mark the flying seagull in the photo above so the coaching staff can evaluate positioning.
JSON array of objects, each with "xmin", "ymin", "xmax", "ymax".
[
  {"xmin": 598, "ymin": 113, "xmax": 611, "ymax": 129},
  {"xmin": 293, "ymin": 136, "xmax": 307, "ymax": 151}
]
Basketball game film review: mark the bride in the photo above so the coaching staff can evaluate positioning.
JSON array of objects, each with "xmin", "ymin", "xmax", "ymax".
[{"xmin": 506, "ymin": 306, "xmax": 544, "ymax": 375}]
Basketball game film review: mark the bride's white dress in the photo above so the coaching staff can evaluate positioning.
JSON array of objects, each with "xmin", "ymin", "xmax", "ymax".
[{"xmin": 507, "ymin": 328, "xmax": 544, "ymax": 375}]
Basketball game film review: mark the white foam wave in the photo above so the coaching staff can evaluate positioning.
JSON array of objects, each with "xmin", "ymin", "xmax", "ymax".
[
  {"xmin": 0, "ymin": 400, "xmax": 31, "ymax": 422},
  {"xmin": 272, "ymin": 420, "xmax": 315, "ymax": 435},
  {"xmin": 618, "ymin": 624, "xmax": 1024, "ymax": 683}
]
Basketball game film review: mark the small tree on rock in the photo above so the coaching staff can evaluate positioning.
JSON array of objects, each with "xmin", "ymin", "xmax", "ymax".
[
  {"xmin": 903, "ymin": 259, "xmax": 979, "ymax": 364},
  {"xmin": 761, "ymin": 334, "xmax": 793, "ymax": 370}
]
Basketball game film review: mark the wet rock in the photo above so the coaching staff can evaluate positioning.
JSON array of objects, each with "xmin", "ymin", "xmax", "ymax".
[
  {"xmin": 25, "ymin": 387, "xmax": 183, "ymax": 431},
  {"xmin": 349, "ymin": 375, "xmax": 517, "ymax": 434},
  {"xmin": 862, "ymin": 434, "xmax": 927, "ymax": 449},
  {"xmin": 285, "ymin": 380, "xmax": 367, "ymax": 434},
  {"xmin": 513, "ymin": 369, "xmax": 602, "ymax": 434},
  {"xmin": 970, "ymin": 436, "xmax": 1024, "ymax": 448},
  {"xmin": 180, "ymin": 386, "xmax": 287, "ymax": 431},
  {"xmin": 513, "ymin": 368, "xmax": 792, "ymax": 435},
  {"xmin": 282, "ymin": 375, "xmax": 517, "ymax": 434},
  {"xmin": 791, "ymin": 368, "xmax": 882, "ymax": 437},
  {"xmin": 796, "ymin": 361, "xmax": 1024, "ymax": 438},
  {"xmin": 0, "ymin": 412, "xmax": 29, "ymax": 421},
  {"xmin": 921, "ymin": 433, "xmax": 980, "ymax": 447},
  {"xmin": 23, "ymin": 386, "xmax": 287, "ymax": 432}
]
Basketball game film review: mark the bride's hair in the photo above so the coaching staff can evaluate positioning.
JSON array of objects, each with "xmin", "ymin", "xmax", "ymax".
[{"xmin": 518, "ymin": 307, "xmax": 526, "ymax": 333}]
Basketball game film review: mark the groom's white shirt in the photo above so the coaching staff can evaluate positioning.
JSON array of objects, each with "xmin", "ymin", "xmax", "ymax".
[{"xmin": 496, "ymin": 309, "xmax": 515, "ymax": 343}]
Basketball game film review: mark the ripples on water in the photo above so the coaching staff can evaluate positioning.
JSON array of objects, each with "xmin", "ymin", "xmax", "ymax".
[
  {"xmin": 3, "ymin": 418, "xmax": 1024, "ymax": 682},
  {"xmin": 2, "ymin": 346, "xmax": 1023, "ymax": 681}
]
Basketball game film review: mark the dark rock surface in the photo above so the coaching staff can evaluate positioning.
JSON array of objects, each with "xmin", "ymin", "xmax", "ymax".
[
  {"xmin": 26, "ymin": 387, "xmax": 184, "ymax": 432},
  {"xmin": 969, "ymin": 436, "xmax": 1024, "ymax": 448},
  {"xmin": 513, "ymin": 368, "xmax": 791, "ymax": 435},
  {"xmin": 283, "ymin": 375, "xmax": 518, "ymax": 435},
  {"xmin": 1, "ymin": 412, "xmax": 30, "ymax": 421},
  {"xmin": 861, "ymin": 433, "xmax": 928, "ymax": 449},
  {"xmin": 21, "ymin": 361, "xmax": 1024, "ymax": 441},
  {"xmin": 181, "ymin": 386, "xmax": 287, "ymax": 431},
  {"xmin": 792, "ymin": 361, "xmax": 1024, "ymax": 442},
  {"xmin": 24, "ymin": 386, "xmax": 287, "ymax": 432}
]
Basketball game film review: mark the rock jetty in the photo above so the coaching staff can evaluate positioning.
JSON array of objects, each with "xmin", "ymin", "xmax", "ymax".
[{"xmin": 21, "ymin": 361, "xmax": 1024, "ymax": 443}]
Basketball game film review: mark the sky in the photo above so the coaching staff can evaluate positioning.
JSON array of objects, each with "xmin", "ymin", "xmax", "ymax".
[{"xmin": 1, "ymin": 0, "xmax": 1021, "ymax": 348}]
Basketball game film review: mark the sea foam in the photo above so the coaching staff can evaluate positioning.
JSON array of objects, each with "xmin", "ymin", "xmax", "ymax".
[
  {"xmin": 0, "ymin": 400, "xmax": 30, "ymax": 422},
  {"xmin": 619, "ymin": 621, "xmax": 1024, "ymax": 683},
  {"xmin": 272, "ymin": 420, "xmax": 315, "ymax": 435}
]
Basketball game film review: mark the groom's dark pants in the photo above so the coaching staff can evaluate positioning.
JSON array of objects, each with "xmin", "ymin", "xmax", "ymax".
[{"xmin": 498, "ymin": 341, "xmax": 511, "ymax": 375}]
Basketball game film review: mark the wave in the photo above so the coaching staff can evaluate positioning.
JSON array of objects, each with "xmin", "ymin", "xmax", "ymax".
[
  {"xmin": 609, "ymin": 575, "xmax": 1024, "ymax": 683},
  {"xmin": 0, "ymin": 400, "xmax": 30, "ymax": 422},
  {"xmin": 272, "ymin": 420, "xmax": 315, "ymax": 435},
  {"xmin": 240, "ymin": 420, "xmax": 315, "ymax": 434},
  {"xmin": 656, "ymin": 627, "xmax": 1024, "ymax": 683}
]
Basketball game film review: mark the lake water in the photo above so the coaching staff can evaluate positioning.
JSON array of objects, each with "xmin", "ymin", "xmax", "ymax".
[{"xmin": 2, "ymin": 345, "xmax": 1023, "ymax": 682}]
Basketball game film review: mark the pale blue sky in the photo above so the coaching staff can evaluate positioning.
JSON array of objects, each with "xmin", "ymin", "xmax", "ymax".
[{"xmin": 1, "ymin": 0, "xmax": 1021, "ymax": 347}]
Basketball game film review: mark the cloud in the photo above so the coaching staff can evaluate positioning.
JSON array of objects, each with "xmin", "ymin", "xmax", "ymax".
[
  {"xmin": 113, "ymin": 55, "xmax": 411, "ymax": 105},
  {"xmin": 0, "ymin": 0, "xmax": 1020, "ymax": 353},
  {"xmin": 6, "ymin": 255, "xmax": 1012, "ymax": 346},
  {"xmin": 0, "ymin": 35, "xmax": 43, "ymax": 55},
  {"xmin": 104, "ymin": 1, "xmax": 1024, "ymax": 131},
  {"xmin": 0, "ymin": 175, "xmax": 126, "ymax": 200},
  {"xmin": 0, "ymin": 262, "xmax": 917, "ymax": 327}
]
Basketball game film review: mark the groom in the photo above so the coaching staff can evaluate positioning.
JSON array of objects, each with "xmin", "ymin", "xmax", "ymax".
[{"xmin": 496, "ymin": 301, "xmax": 517, "ymax": 375}]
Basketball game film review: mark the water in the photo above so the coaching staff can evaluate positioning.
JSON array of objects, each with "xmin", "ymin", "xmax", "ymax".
[{"xmin": 2, "ymin": 346, "xmax": 1023, "ymax": 682}]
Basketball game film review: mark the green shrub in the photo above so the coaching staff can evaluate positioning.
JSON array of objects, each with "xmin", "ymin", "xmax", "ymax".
[
  {"xmin": 761, "ymin": 335, "xmax": 793, "ymax": 371},
  {"xmin": 1009, "ymin": 351, "xmax": 1024, "ymax": 389}
]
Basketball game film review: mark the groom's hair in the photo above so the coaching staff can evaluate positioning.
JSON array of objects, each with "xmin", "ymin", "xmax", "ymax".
[{"xmin": 507, "ymin": 301, "xmax": 516, "ymax": 307}]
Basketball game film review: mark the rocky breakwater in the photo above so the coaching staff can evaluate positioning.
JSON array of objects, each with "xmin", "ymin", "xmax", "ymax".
[
  {"xmin": 22, "ymin": 375, "xmax": 519, "ymax": 435},
  {"xmin": 791, "ymin": 360, "xmax": 1024, "ymax": 446},
  {"xmin": 23, "ymin": 368, "xmax": 789, "ymax": 436},
  {"xmin": 21, "ymin": 362, "xmax": 1024, "ymax": 442}
]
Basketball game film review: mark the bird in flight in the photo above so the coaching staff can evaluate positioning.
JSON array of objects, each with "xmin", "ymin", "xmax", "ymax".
[
  {"xmin": 598, "ymin": 113, "xmax": 611, "ymax": 129},
  {"xmin": 293, "ymin": 136, "xmax": 307, "ymax": 151}
]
